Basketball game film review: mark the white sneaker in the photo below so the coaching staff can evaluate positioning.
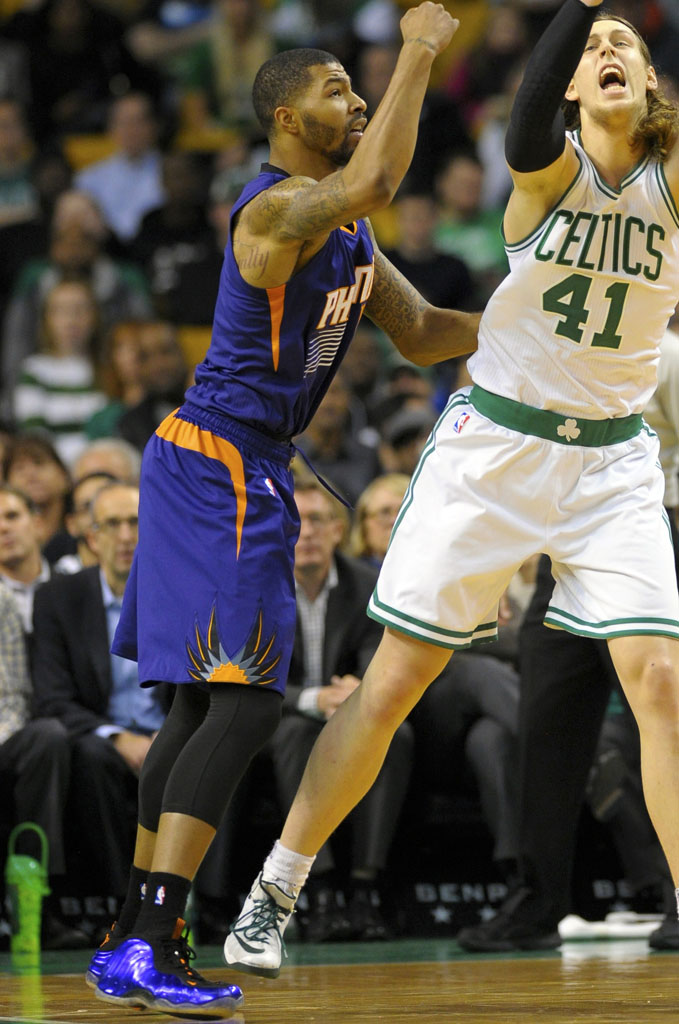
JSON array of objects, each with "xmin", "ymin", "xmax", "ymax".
[{"xmin": 224, "ymin": 873, "xmax": 296, "ymax": 978}]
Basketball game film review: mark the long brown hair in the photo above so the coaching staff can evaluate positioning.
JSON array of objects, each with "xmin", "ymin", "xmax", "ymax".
[{"xmin": 562, "ymin": 12, "xmax": 679, "ymax": 163}]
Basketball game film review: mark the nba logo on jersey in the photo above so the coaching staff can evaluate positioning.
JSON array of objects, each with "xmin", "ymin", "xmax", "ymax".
[
  {"xmin": 453, "ymin": 412, "xmax": 470, "ymax": 434},
  {"xmin": 264, "ymin": 477, "xmax": 277, "ymax": 497},
  {"xmin": 154, "ymin": 885, "xmax": 166, "ymax": 906}
]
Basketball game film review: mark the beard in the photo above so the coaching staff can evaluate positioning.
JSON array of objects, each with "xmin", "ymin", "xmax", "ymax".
[{"xmin": 300, "ymin": 111, "xmax": 355, "ymax": 167}]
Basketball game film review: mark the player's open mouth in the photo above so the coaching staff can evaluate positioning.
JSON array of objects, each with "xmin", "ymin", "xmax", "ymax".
[{"xmin": 599, "ymin": 65, "xmax": 626, "ymax": 92}]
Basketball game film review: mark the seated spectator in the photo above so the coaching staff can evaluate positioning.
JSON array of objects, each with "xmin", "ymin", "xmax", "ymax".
[
  {"xmin": 75, "ymin": 92, "xmax": 165, "ymax": 244},
  {"xmin": 1, "ymin": 190, "xmax": 152, "ymax": 414},
  {"xmin": 31, "ymin": 482, "xmax": 171, "ymax": 906},
  {"xmin": 0, "ymin": 144, "xmax": 73, "ymax": 332},
  {"xmin": 128, "ymin": 150, "xmax": 213, "ymax": 318},
  {"xmin": 266, "ymin": 474, "xmax": 413, "ymax": 940},
  {"xmin": 0, "ymin": 580, "xmax": 88, "ymax": 949},
  {"xmin": 53, "ymin": 470, "xmax": 119, "ymax": 575},
  {"xmin": 71, "ymin": 436, "xmax": 142, "ymax": 486},
  {"xmin": 0, "ymin": 483, "xmax": 55, "ymax": 638},
  {"xmin": 295, "ymin": 374, "xmax": 381, "ymax": 506},
  {"xmin": 444, "ymin": 2, "xmax": 529, "ymax": 133},
  {"xmin": 433, "ymin": 149, "xmax": 509, "ymax": 304},
  {"xmin": 383, "ymin": 191, "xmax": 475, "ymax": 401},
  {"xmin": 125, "ymin": 0, "xmax": 215, "ymax": 71},
  {"xmin": 352, "ymin": 40, "xmax": 472, "ymax": 195},
  {"xmin": 334, "ymin": 324, "xmax": 386, "ymax": 445},
  {"xmin": 13, "ymin": 279, "xmax": 107, "ymax": 465},
  {"xmin": 0, "ymin": 97, "xmax": 38, "ymax": 228},
  {"xmin": 378, "ymin": 406, "xmax": 437, "ymax": 477},
  {"xmin": 1, "ymin": 0, "xmax": 162, "ymax": 144},
  {"xmin": 349, "ymin": 472, "xmax": 411, "ymax": 570},
  {"xmin": 177, "ymin": 0, "xmax": 274, "ymax": 138},
  {"xmin": 2, "ymin": 433, "xmax": 73, "ymax": 565},
  {"xmin": 86, "ymin": 321, "xmax": 146, "ymax": 441},
  {"xmin": 116, "ymin": 320, "xmax": 190, "ymax": 451},
  {"xmin": 159, "ymin": 169, "xmax": 239, "ymax": 326}
]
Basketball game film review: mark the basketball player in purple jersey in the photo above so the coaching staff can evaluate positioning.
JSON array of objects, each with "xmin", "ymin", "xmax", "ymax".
[{"xmin": 89, "ymin": 3, "xmax": 480, "ymax": 1017}]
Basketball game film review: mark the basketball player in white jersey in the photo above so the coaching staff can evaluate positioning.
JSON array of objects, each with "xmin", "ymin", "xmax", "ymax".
[{"xmin": 225, "ymin": 0, "xmax": 679, "ymax": 976}]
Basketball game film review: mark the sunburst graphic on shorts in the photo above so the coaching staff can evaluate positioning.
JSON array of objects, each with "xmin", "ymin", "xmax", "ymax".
[{"xmin": 186, "ymin": 606, "xmax": 280, "ymax": 686}]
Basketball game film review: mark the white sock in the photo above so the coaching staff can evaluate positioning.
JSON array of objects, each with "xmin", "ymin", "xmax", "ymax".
[{"xmin": 263, "ymin": 840, "xmax": 316, "ymax": 898}]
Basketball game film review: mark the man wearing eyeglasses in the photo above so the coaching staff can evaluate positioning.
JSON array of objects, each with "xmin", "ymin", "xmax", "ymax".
[{"xmin": 31, "ymin": 482, "xmax": 172, "ymax": 926}]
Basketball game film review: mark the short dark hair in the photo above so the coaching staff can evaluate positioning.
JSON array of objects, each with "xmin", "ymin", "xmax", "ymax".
[
  {"xmin": 2, "ymin": 432, "xmax": 70, "ymax": 483},
  {"xmin": 0, "ymin": 483, "xmax": 36, "ymax": 514},
  {"xmin": 252, "ymin": 48, "xmax": 338, "ymax": 134}
]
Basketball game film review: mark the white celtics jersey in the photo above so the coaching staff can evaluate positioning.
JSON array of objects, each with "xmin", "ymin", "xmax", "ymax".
[{"xmin": 469, "ymin": 132, "xmax": 679, "ymax": 418}]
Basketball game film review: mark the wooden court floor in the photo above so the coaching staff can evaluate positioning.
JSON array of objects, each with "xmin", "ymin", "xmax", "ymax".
[{"xmin": 1, "ymin": 938, "xmax": 678, "ymax": 1023}]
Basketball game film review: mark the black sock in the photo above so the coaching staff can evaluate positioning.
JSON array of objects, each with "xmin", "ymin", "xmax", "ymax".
[
  {"xmin": 133, "ymin": 871, "xmax": 192, "ymax": 939},
  {"xmin": 117, "ymin": 865, "xmax": 149, "ymax": 936}
]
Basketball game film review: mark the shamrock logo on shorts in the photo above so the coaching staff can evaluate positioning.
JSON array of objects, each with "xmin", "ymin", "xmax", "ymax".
[{"xmin": 557, "ymin": 418, "xmax": 581, "ymax": 442}]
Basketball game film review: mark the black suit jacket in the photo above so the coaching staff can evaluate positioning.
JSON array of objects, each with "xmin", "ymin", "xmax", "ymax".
[
  {"xmin": 283, "ymin": 552, "xmax": 382, "ymax": 714},
  {"xmin": 31, "ymin": 566, "xmax": 171, "ymax": 737}
]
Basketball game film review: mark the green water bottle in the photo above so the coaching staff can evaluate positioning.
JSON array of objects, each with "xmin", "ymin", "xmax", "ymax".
[{"xmin": 5, "ymin": 822, "xmax": 50, "ymax": 957}]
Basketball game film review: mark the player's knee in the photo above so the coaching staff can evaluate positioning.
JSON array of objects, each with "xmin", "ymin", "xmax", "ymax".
[{"xmin": 634, "ymin": 656, "xmax": 679, "ymax": 725}]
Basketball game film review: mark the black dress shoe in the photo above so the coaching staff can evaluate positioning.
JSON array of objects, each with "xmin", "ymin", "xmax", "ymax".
[
  {"xmin": 346, "ymin": 888, "xmax": 391, "ymax": 941},
  {"xmin": 649, "ymin": 913, "xmax": 679, "ymax": 950},
  {"xmin": 456, "ymin": 887, "xmax": 561, "ymax": 952},
  {"xmin": 302, "ymin": 886, "xmax": 354, "ymax": 943}
]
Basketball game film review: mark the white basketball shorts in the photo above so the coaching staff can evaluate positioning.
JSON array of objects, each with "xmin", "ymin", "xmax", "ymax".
[{"xmin": 368, "ymin": 387, "xmax": 679, "ymax": 648}]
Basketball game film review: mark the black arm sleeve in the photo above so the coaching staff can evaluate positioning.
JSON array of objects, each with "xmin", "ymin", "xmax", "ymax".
[{"xmin": 505, "ymin": 0, "xmax": 598, "ymax": 173}]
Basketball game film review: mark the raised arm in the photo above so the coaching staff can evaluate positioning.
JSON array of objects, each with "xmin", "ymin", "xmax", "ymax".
[
  {"xmin": 365, "ymin": 244, "xmax": 480, "ymax": 366},
  {"xmin": 237, "ymin": 3, "xmax": 458, "ymax": 288},
  {"xmin": 503, "ymin": 0, "xmax": 602, "ymax": 242}
]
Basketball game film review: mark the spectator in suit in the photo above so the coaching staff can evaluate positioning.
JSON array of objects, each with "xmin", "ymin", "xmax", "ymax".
[
  {"xmin": 268, "ymin": 473, "xmax": 413, "ymax": 941},
  {"xmin": 53, "ymin": 470, "xmax": 119, "ymax": 575},
  {"xmin": 0, "ymin": 580, "xmax": 88, "ymax": 949},
  {"xmin": 31, "ymin": 482, "xmax": 171, "ymax": 903}
]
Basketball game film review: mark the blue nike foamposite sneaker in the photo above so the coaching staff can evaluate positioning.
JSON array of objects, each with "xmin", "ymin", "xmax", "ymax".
[
  {"xmin": 95, "ymin": 918, "xmax": 244, "ymax": 1019},
  {"xmin": 85, "ymin": 920, "xmax": 126, "ymax": 989}
]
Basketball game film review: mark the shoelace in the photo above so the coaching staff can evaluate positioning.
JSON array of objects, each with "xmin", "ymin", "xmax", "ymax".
[
  {"xmin": 231, "ymin": 894, "xmax": 290, "ymax": 958},
  {"xmin": 161, "ymin": 930, "xmax": 208, "ymax": 984}
]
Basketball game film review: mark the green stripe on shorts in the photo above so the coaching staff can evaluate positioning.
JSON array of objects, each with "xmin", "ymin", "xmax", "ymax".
[
  {"xmin": 368, "ymin": 591, "xmax": 498, "ymax": 650},
  {"xmin": 545, "ymin": 605, "xmax": 679, "ymax": 640}
]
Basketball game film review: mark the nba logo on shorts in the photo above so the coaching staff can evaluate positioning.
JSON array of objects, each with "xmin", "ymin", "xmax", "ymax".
[
  {"xmin": 155, "ymin": 885, "xmax": 166, "ymax": 906},
  {"xmin": 453, "ymin": 412, "xmax": 470, "ymax": 434},
  {"xmin": 264, "ymin": 477, "xmax": 277, "ymax": 497}
]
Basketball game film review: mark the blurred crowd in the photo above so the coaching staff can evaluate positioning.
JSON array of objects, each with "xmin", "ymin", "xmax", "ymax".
[{"xmin": 1, "ymin": 0, "xmax": 679, "ymax": 951}]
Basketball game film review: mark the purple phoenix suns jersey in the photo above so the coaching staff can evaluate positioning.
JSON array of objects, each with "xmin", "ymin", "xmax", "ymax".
[{"xmin": 185, "ymin": 163, "xmax": 375, "ymax": 439}]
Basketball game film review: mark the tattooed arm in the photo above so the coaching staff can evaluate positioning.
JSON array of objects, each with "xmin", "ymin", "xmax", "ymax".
[
  {"xmin": 365, "ymin": 243, "xmax": 480, "ymax": 366},
  {"xmin": 234, "ymin": 4, "xmax": 459, "ymax": 289}
]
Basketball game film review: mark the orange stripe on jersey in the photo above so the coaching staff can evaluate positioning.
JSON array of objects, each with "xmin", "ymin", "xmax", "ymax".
[
  {"xmin": 156, "ymin": 412, "xmax": 247, "ymax": 558},
  {"xmin": 266, "ymin": 284, "xmax": 286, "ymax": 371}
]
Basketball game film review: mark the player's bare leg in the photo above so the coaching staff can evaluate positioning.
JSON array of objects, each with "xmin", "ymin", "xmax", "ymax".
[
  {"xmin": 225, "ymin": 627, "xmax": 451, "ymax": 975},
  {"xmin": 609, "ymin": 635, "xmax": 679, "ymax": 884}
]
